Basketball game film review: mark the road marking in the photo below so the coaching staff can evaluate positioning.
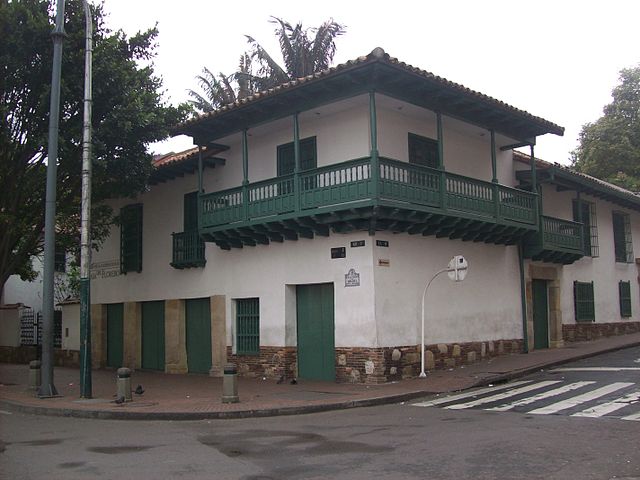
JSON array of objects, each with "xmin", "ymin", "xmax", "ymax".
[
  {"xmin": 528, "ymin": 382, "xmax": 634, "ymax": 415},
  {"xmin": 572, "ymin": 390, "xmax": 640, "ymax": 418},
  {"xmin": 551, "ymin": 367, "xmax": 640, "ymax": 372},
  {"xmin": 445, "ymin": 381, "xmax": 560, "ymax": 410},
  {"xmin": 486, "ymin": 381, "xmax": 596, "ymax": 412},
  {"xmin": 621, "ymin": 411, "xmax": 640, "ymax": 421},
  {"xmin": 412, "ymin": 381, "xmax": 532, "ymax": 407}
]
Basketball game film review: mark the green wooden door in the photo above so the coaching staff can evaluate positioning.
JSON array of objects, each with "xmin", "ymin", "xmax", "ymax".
[
  {"xmin": 186, "ymin": 298, "xmax": 212, "ymax": 374},
  {"xmin": 106, "ymin": 303, "xmax": 124, "ymax": 368},
  {"xmin": 532, "ymin": 280, "xmax": 549, "ymax": 350},
  {"xmin": 142, "ymin": 301, "xmax": 165, "ymax": 371},
  {"xmin": 296, "ymin": 283, "xmax": 335, "ymax": 381}
]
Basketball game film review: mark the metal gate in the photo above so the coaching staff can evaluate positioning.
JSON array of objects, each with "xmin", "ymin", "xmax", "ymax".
[{"xmin": 20, "ymin": 308, "xmax": 62, "ymax": 348}]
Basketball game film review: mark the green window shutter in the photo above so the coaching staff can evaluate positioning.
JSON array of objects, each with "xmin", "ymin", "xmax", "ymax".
[
  {"xmin": 120, "ymin": 204, "xmax": 143, "ymax": 273},
  {"xmin": 277, "ymin": 137, "xmax": 317, "ymax": 176},
  {"xmin": 619, "ymin": 281, "xmax": 632, "ymax": 318},
  {"xmin": 54, "ymin": 245, "xmax": 66, "ymax": 273},
  {"xmin": 184, "ymin": 191, "xmax": 199, "ymax": 232},
  {"xmin": 408, "ymin": 133, "xmax": 439, "ymax": 169},
  {"xmin": 613, "ymin": 211, "xmax": 632, "ymax": 263},
  {"xmin": 574, "ymin": 281, "xmax": 595, "ymax": 322},
  {"xmin": 236, "ymin": 298, "xmax": 259, "ymax": 355}
]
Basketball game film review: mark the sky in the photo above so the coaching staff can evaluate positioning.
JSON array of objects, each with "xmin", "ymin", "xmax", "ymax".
[{"xmin": 102, "ymin": 0, "xmax": 640, "ymax": 165}]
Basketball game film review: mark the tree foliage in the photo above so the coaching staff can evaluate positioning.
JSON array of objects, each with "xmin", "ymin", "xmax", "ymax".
[
  {"xmin": 572, "ymin": 66, "xmax": 640, "ymax": 191},
  {"xmin": 188, "ymin": 17, "xmax": 345, "ymax": 112},
  {"xmin": 0, "ymin": 0, "xmax": 189, "ymax": 289}
]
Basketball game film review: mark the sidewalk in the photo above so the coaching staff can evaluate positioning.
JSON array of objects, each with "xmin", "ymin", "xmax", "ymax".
[{"xmin": 1, "ymin": 333, "xmax": 639, "ymax": 420}]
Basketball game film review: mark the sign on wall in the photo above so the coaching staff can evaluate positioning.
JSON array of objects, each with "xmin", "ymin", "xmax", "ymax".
[{"xmin": 90, "ymin": 260, "xmax": 121, "ymax": 280}]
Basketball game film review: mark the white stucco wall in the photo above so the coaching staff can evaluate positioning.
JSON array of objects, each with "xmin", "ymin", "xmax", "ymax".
[
  {"xmin": 2, "ymin": 256, "xmax": 44, "ymax": 311},
  {"xmin": 372, "ymin": 231, "xmax": 523, "ymax": 346},
  {"xmin": 561, "ymin": 197, "xmax": 640, "ymax": 324}
]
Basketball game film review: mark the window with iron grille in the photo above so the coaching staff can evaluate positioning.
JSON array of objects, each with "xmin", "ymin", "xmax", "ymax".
[
  {"xmin": 619, "ymin": 281, "xmax": 632, "ymax": 318},
  {"xmin": 574, "ymin": 281, "xmax": 595, "ymax": 322},
  {"xmin": 612, "ymin": 211, "xmax": 633, "ymax": 263},
  {"xmin": 236, "ymin": 298, "xmax": 259, "ymax": 355},
  {"xmin": 120, "ymin": 204, "xmax": 143, "ymax": 273},
  {"xmin": 572, "ymin": 200, "xmax": 599, "ymax": 257},
  {"xmin": 408, "ymin": 133, "xmax": 439, "ymax": 169}
]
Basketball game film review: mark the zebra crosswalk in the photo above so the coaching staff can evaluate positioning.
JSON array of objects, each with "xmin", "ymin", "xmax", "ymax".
[{"xmin": 412, "ymin": 379, "xmax": 640, "ymax": 421}]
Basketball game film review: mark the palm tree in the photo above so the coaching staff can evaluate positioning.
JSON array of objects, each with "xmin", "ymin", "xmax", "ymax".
[
  {"xmin": 248, "ymin": 16, "xmax": 346, "ymax": 90},
  {"xmin": 188, "ymin": 17, "xmax": 345, "ymax": 112}
]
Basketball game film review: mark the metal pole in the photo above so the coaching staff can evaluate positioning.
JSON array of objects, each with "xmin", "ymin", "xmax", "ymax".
[
  {"xmin": 419, "ymin": 268, "xmax": 448, "ymax": 377},
  {"xmin": 79, "ymin": 0, "xmax": 93, "ymax": 399},
  {"xmin": 39, "ymin": 0, "xmax": 66, "ymax": 398}
]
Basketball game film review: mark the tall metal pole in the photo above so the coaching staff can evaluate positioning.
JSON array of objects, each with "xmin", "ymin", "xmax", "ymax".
[
  {"xmin": 79, "ymin": 0, "xmax": 93, "ymax": 399},
  {"xmin": 419, "ymin": 268, "xmax": 448, "ymax": 377},
  {"xmin": 39, "ymin": 0, "xmax": 66, "ymax": 398}
]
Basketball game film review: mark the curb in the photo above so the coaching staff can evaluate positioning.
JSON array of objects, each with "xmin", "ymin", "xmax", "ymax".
[{"xmin": 2, "ymin": 341, "xmax": 638, "ymax": 421}]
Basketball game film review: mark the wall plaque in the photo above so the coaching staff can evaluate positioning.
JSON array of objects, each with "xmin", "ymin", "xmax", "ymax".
[
  {"xmin": 331, "ymin": 247, "xmax": 346, "ymax": 259},
  {"xmin": 350, "ymin": 240, "xmax": 366, "ymax": 248},
  {"xmin": 376, "ymin": 240, "xmax": 389, "ymax": 247},
  {"xmin": 345, "ymin": 268, "xmax": 361, "ymax": 287}
]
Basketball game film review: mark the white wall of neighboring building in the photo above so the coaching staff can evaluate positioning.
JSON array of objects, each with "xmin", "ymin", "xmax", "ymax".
[
  {"xmin": 2, "ymin": 256, "xmax": 44, "ymax": 311},
  {"xmin": 0, "ymin": 306, "xmax": 22, "ymax": 347},
  {"xmin": 61, "ymin": 303, "xmax": 80, "ymax": 350}
]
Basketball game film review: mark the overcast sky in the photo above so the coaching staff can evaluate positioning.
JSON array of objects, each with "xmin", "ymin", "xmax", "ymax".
[{"xmin": 102, "ymin": 0, "xmax": 639, "ymax": 165}]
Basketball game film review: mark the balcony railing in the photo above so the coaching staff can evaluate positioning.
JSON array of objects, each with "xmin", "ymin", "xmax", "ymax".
[
  {"xmin": 199, "ymin": 156, "xmax": 537, "ymax": 230},
  {"xmin": 523, "ymin": 215, "xmax": 584, "ymax": 264},
  {"xmin": 541, "ymin": 216, "xmax": 584, "ymax": 252},
  {"xmin": 171, "ymin": 230, "xmax": 206, "ymax": 269}
]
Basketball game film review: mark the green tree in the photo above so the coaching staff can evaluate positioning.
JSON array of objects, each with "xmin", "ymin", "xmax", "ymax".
[
  {"xmin": 0, "ymin": 0, "xmax": 189, "ymax": 290},
  {"xmin": 188, "ymin": 17, "xmax": 345, "ymax": 112},
  {"xmin": 572, "ymin": 66, "xmax": 640, "ymax": 191}
]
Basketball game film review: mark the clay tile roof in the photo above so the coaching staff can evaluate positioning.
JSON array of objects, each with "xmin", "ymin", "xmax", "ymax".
[
  {"xmin": 152, "ymin": 147, "xmax": 200, "ymax": 168},
  {"xmin": 174, "ymin": 47, "xmax": 564, "ymax": 138}
]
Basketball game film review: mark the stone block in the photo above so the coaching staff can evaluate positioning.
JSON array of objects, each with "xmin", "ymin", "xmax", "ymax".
[
  {"xmin": 444, "ymin": 358, "xmax": 456, "ymax": 369},
  {"xmin": 452, "ymin": 344, "xmax": 461, "ymax": 357},
  {"xmin": 401, "ymin": 366, "xmax": 413, "ymax": 378},
  {"xmin": 404, "ymin": 352, "xmax": 419, "ymax": 364},
  {"xmin": 349, "ymin": 369, "xmax": 361, "ymax": 383},
  {"xmin": 389, "ymin": 366, "xmax": 397, "ymax": 375},
  {"xmin": 425, "ymin": 350, "xmax": 435, "ymax": 369},
  {"xmin": 467, "ymin": 351, "xmax": 477, "ymax": 363},
  {"xmin": 337, "ymin": 354, "xmax": 347, "ymax": 366},
  {"xmin": 364, "ymin": 360, "xmax": 375, "ymax": 375},
  {"xmin": 481, "ymin": 343, "xmax": 486, "ymax": 358},
  {"xmin": 437, "ymin": 343, "xmax": 448, "ymax": 355},
  {"xmin": 498, "ymin": 341, "xmax": 504, "ymax": 354},
  {"xmin": 391, "ymin": 349, "xmax": 401, "ymax": 361}
]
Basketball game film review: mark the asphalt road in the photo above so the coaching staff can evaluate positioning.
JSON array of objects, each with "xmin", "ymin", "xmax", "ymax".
[{"xmin": 1, "ymin": 347, "xmax": 639, "ymax": 480}]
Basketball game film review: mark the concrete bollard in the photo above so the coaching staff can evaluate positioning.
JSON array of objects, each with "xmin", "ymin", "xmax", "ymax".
[
  {"xmin": 29, "ymin": 360, "xmax": 41, "ymax": 389},
  {"xmin": 117, "ymin": 367, "xmax": 132, "ymax": 402},
  {"xmin": 222, "ymin": 363, "xmax": 239, "ymax": 403}
]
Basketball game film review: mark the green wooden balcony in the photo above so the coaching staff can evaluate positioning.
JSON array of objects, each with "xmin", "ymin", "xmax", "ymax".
[
  {"xmin": 170, "ymin": 230, "xmax": 206, "ymax": 269},
  {"xmin": 199, "ymin": 157, "xmax": 538, "ymax": 249},
  {"xmin": 524, "ymin": 215, "xmax": 585, "ymax": 264}
]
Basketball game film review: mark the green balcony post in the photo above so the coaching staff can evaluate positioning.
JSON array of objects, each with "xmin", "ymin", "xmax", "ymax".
[
  {"xmin": 576, "ymin": 191, "xmax": 585, "ymax": 254},
  {"xmin": 369, "ymin": 91, "xmax": 379, "ymax": 200},
  {"xmin": 197, "ymin": 145, "xmax": 203, "ymax": 232},
  {"xmin": 293, "ymin": 113, "xmax": 301, "ymax": 212},
  {"xmin": 491, "ymin": 130, "xmax": 500, "ymax": 219},
  {"xmin": 530, "ymin": 144, "xmax": 540, "ymax": 230},
  {"xmin": 437, "ymin": 111, "xmax": 446, "ymax": 210},
  {"xmin": 242, "ymin": 129, "xmax": 249, "ymax": 221}
]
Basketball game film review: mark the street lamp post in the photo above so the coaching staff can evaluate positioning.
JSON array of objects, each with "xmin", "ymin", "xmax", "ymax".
[{"xmin": 419, "ymin": 255, "xmax": 468, "ymax": 378}]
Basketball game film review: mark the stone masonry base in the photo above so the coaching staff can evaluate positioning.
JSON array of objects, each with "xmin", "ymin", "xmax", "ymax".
[{"xmin": 563, "ymin": 321, "xmax": 640, "ymax": 342}]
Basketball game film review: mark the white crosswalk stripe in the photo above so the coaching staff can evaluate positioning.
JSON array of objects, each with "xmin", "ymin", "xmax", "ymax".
[
  {"xmin": 527, "ymin": 382, "xmax": 634, "ymax": 415},
  {"xmin": 486, "ymin": 381, "xmax": 595, "ymax": 412},
  {"xmin": 412, "ymin": 381, "xmax": 532, "ymax": 407},
  {"xmin": 445, "ymin": 381, "xmax": 560, "ymax": 410},
  {"xmin": 412, "ymin": 380, "xmax": 640, "ymax": 421},
  {"xmin": 572, "ymin": 390, "xmax": 640, "ymax": 418}
]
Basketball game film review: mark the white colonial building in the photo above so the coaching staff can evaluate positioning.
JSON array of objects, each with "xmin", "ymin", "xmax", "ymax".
[{"xmin": 87, "ymin": 48, "xmax": 640, "ymax": 383}]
